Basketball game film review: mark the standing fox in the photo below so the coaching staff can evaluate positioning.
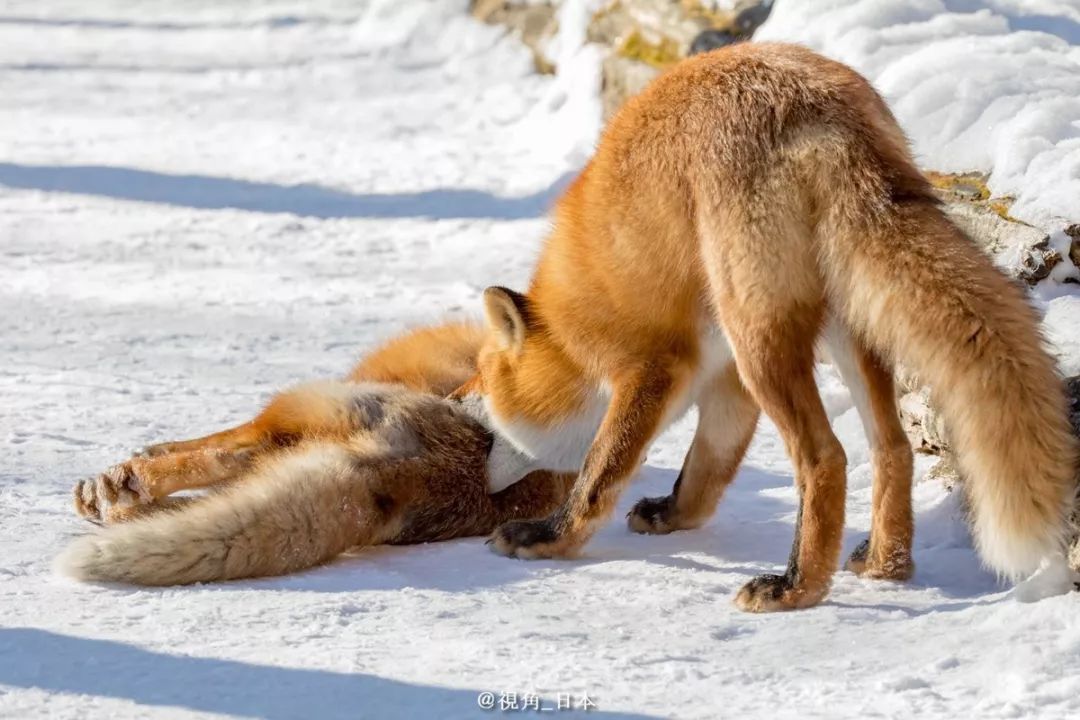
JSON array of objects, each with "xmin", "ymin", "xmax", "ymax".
[
  {"xmin": 450, "ymin": 43, "xmax": 1078, "ymax": 611},
  {"xmin": 59, "ymin": 323, "xmax": 572, "ymax": 586}
]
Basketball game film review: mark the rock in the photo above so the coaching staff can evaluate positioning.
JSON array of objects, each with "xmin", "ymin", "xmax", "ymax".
[
  {"xmin": 475, "ymin": 1, "xmax": 777, "ymax": 117},
  {"xmin": 942, "ymin": 203, "xmax": 1060, "ymax": 285},
  {"xmin": 588, "ymin": 0, "xmax": 713, "ymax": 53},
  {"xmin": 928, "ymin": 172, "xmax": 1061, "ymax": 286},
  {"xmin": 600, "ymin": 53, "xmax": 662, "ymax": 118},
  {"xmin": 1067, "ymin": 375, "xmax": 1080, "ymax": 573},
  {"xmin": 688, "ymin": 1, "xmax": 775, "ymax": 55},
  {"xmin": 925, "ymin": 454, "xmax": 961, "ymax": 493},
  {"xmin": 1071, "ymin": 525, "xmax": 1080, "ymax": 576},
  {"xmin": 470, "ymin": 0, "xmax": 503, "ymax": 21},
  {"xmin": 589, "ymin": 0, "xmax": 759, "ymax": 117},
  {"xmin": 730, "ymin": 0, "xmax": 775, "ymax": 36},
  {"xmin": 589, "ymin": 0, "xmax": 720, "ymax": 118},
  {"xmin": 899, "ymin": 387, "xmax": 949, "ymax": 455},
  {"xmin": 893, "ymin": 365, "xmax": 924, "ymax": 396},
  {"xmin": 1066, "ymin": 223, "xmax": 1080, "ymax": 271},
  {"xmin": 927, "ymin": 171, "xmax": 990, "ymax": 202},
  {"xmin": 1068, "ymin": 375, "xmax": 1080, "ymax": 437},
  {"xmin": 690, "ymin": 28, "xmax": 742, "ymax": 55},
  {"xmin": 900, "ymin": 375, "xmax": 1080, "ymax": 464},
  {"xmin": 470, "ymin": 1, "xmax": 559, "ymax": 74}
]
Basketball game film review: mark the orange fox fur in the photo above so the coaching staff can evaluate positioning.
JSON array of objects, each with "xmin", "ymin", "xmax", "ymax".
[
  {"xmin": 458, "ymin": 43, "xmax": 1078, "ymax": 611},
  {"xmin": 58, "ymin": 322, "xmax": 572, "ymax": 586}
]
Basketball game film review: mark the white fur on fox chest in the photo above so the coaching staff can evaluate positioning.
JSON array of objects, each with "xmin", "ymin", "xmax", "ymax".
[
  {"xmin": 486, "ymin": 326, "xmax": 733, "ymax": 481},
  {"xmin": 484, "ymin": 390, "xmax": 610, "ymax": 474}
]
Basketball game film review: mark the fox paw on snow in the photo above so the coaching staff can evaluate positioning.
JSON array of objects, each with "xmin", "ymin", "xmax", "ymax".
[{"xmin": 73, "ymin": 462, "xmax": 153, "ymax": 525}]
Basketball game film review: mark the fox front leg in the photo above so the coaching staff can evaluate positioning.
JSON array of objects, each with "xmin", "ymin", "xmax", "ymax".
[{"xmin": 488, "ymin": 363, "xmax": 687, "ymax": 559}]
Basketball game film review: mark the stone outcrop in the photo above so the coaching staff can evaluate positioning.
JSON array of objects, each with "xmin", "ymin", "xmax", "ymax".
[
  {"xmin": 1067, "ymin": 224, "xmax": 1080, "ymax": 270},
  {"xmin": 587, "ymin": 1, "xmax": 765, "ymax": 117},
  {"xmin": 470, "ymin": 1, "xmax": 560, "ymax": 74},
  {"xmin": 1070, "ymin": 375, "xmax": 1080, "ymax": 573},
  {"xmin": 471, "ymin": 2, "xmax": 769, "ymax": 116},
  {"xmin": 929, "ymin": 172, "xmax": 1064, "ymax": 286}
]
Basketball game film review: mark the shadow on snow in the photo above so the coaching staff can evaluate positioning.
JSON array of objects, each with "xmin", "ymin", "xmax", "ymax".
[
  {"xmin": 0, "ymin": 163, "xmax": 573, "ymax": 221},
  {"xmin": 0, "ymin": 628, "xmax": 660, "ymax": 720}
]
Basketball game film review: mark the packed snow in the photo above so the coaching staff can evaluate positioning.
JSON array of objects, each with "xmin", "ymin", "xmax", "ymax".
[{"xmin": 1, "ymin": 1, "xmax": 1078, "ymax": 719}]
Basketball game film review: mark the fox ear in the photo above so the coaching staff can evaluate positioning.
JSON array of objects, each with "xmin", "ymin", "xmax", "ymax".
[{"xmin": 483, "ymin": 286, "xmax": 530, "ymax": 352}]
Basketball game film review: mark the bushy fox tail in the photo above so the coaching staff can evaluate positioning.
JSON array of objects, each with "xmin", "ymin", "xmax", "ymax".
[
  {"xmin": 827, "ymin": 169, "xmax": 1078, "ymax": 580},
  {"xmin": 57, "ymin": 444, "xmax": 386, "ymax": 586}
]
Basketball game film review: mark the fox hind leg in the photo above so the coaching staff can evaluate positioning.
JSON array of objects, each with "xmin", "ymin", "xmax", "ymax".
[
  {"xmin": 136, "ymin": 380, "xmax": 379, "ymax": 459},
  {"xmin": 78, "ymin": 381, "xmax": 391, "ymax": 525},
  {"xmin": 726, "ymin": 305, "xmax": 848, "ymax": 612},
  {"xmin": 704, "ymin": 211, "xmax": 848, "ymax": 611},
  {"xmin": 832, "ymin": 337, "xmax": 915, "ymax": 581},
  {"xmin": 74, "ymin": 447, "xmax": 255, "ymax": 524},
  {"xmin": 136, "ymin": 423, "xmax": 264, "ymax": 459}
]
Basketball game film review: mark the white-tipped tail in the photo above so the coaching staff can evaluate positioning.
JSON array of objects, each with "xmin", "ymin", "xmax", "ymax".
[
  {"xmin": 830, "ymin": 201, "xmax": 1078, "ymax": 580},
  {"xmin": 57, "ymin": 444, "xmax": 379, "ymax": 586}
]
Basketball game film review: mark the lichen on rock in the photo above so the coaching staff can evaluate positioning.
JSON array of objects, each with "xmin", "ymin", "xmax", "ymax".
[
  {"xmin": 928, "ymin": 172, "xmax": 1063, "ymax": 285},
  {"xmin": 616, "ymin": 29, "xmax": 682, "ymax": 68},
  {"xmin": 587, "ymin": 0, "xmax": 721, "ymax": 116}
]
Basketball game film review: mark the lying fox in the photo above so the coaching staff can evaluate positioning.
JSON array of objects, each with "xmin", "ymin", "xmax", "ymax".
[
  {"xmin": 450, "ymin": 43, "xmax": 1078, "ymax": 611},
  {"xmin": 58, "ymin": 323, "xmax": 572, "ymax": 586}
]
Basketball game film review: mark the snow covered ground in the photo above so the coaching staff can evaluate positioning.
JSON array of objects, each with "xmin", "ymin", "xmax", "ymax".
[{"xmin": 1, "ymin": 1, "xmax": 1078, "ymax": 718}]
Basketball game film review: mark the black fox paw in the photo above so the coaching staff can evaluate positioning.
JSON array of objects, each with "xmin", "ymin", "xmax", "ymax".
[
  {"xmin": 734, "ymin": 573, "xmax": 826, "ymax": 613},
  {"xmin": 627, "ymin": 495, "xmax": 677, "ymax": 534},
  {"xmin": 488, "ymin": 517, "xmax": 579, "ymax": 559},
  {"xmin": 844, "ymin": 536, "xmax": 914, "ymax": 581},
  {"xmin": 844, "ymin": 538, "xmax": 871, "ymax": 574}
]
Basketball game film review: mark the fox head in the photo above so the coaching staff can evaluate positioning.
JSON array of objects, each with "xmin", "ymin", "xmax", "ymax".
[{"xmin": 451, "ymin": 286, "xmax": 607, "ymax": 475}]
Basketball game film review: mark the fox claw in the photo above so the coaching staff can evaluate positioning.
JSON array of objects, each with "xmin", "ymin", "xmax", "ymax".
[
  {"xmin": 844, "ymin": 536, "xmax": 914, "ymax": 581},
  {"xmin": 733, "ymin": 574, "xmax": 797, "ymax": 613},
  {"xmin": 627, "ymin": 495, "xmax": 676, "ymax": 534},
  {"xmin": 844, "ymin": 538, "xmax": 871, "ymax": 575},
  {"xmin": 733, "ymin": 573, "xmax": 826, "ymax": 613},
  {"xmin": 72, "ymin": 462, "xmax": 151, "ymax": 525},
  {"xmin": 488, "ymin": 517, "xmax": 577, "ymax": 560}
]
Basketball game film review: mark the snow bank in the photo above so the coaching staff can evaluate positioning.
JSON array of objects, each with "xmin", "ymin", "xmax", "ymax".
[{"xmin": 516, "ymin": 0, "xmax": 607, "ymax": 166}]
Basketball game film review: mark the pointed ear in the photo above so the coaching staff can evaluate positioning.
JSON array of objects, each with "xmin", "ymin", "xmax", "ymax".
[{"xmin": 483, "ymin": 286, "xmax": 531, "ymax": 353}]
